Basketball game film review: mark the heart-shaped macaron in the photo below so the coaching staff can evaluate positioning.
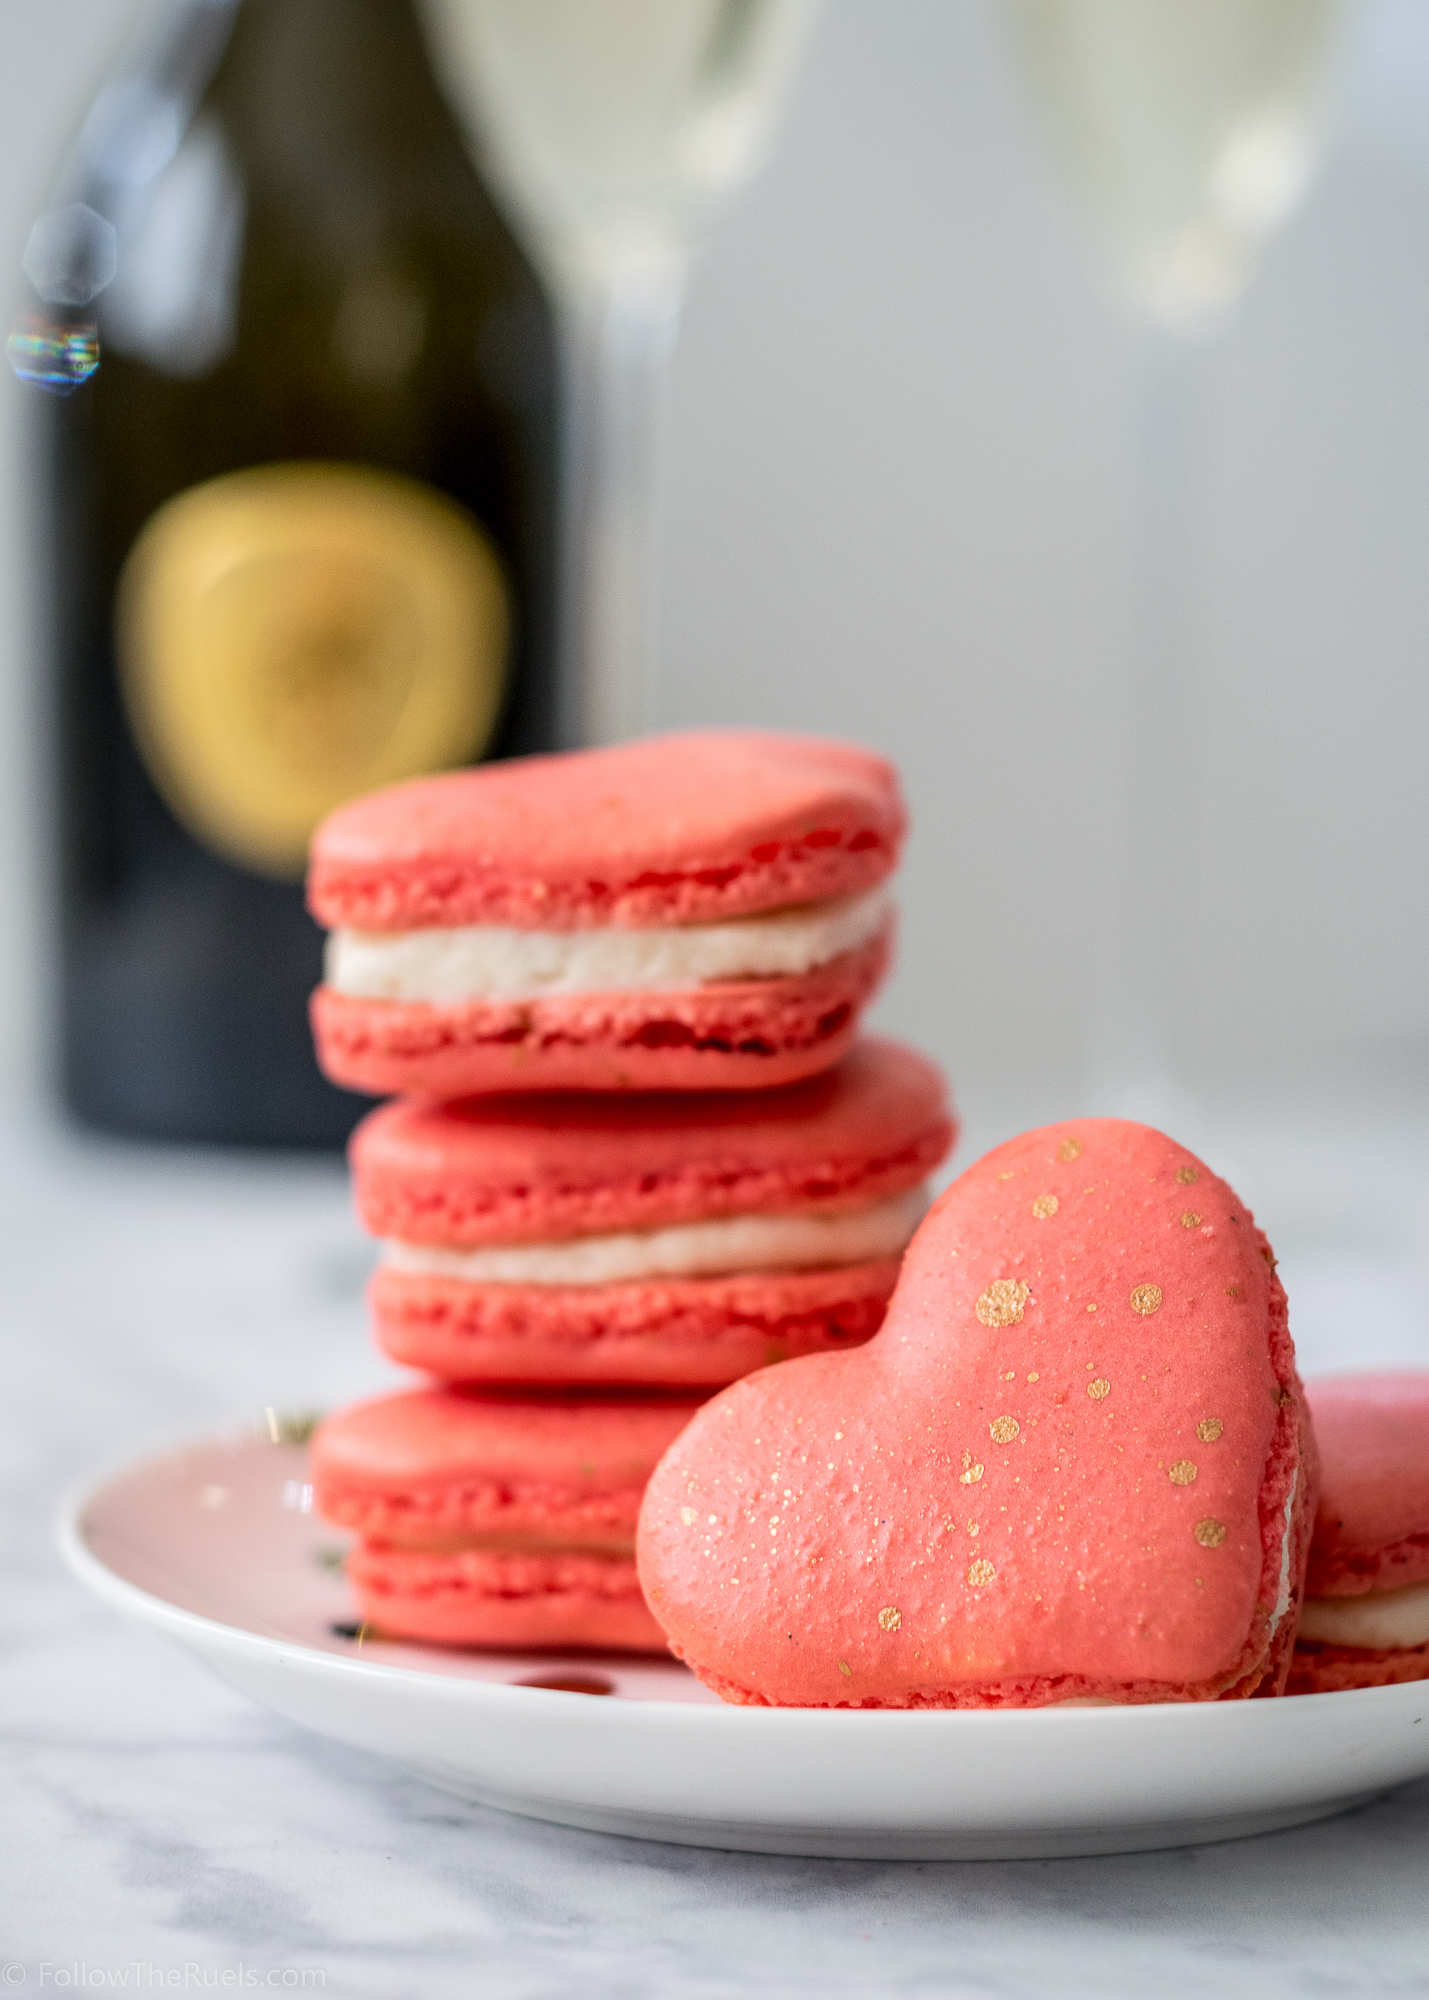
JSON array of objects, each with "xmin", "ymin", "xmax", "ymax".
[{"xmin": 638, "ymin": 1119, "xmax": 1317, "ymax": 1706}]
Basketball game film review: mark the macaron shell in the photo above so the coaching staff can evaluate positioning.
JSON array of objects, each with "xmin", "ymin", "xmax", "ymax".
[
  {"xmin": 350, "ymin": 1037, "xmax": 952, "ymax": 1247},
  {"xmin": 369, "ymin": 1258, "xmax": 903, "ymax": 1386},
  {"xmin": 1286, "ymin": 1640, "xmax": 1429, "ymax": 1695},
  {"xmin": 637, "ymin": 1118, "xmax": 1315, "ymax": 1707},
  {"xmin": 311, "ymin": 927, "xmax": 890, "ymax": 1099},
  {"xmin": 308, "ymin": 730, "xmax": 904, "ymax": 933},
  {"xmin": 313, "ymin": 1387, "xmax": 703, "ymax": 1547},
  {"xmin": 346, "ymin": 1543, "xmax": 667, "ymax": 1652},
  {"xmin": 1303, "ymin": 1372, "xmax": 1429, "ymax": 1595}
]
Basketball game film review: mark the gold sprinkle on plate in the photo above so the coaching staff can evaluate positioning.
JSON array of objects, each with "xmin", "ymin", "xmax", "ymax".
[
  {"xmin": 1169, "ymin": 1460, "xmax": 1198, "ymax": 1485},
  {"xmin": 1032, "ymin": 1194, "xmax": 1059, "ymax": 1220},
  {"xmin": 1058, "ymin": 1137, "xmax": 1084, "ymax": 1163},
  {"xmin": 1180, "ymin": 1211, "xmax": 1202, "ymax": 1228},
  {"xmin": 1196, "ymin": 1418, "xmax": 1224, "ymax": 1443},
  {"xmin": 1175, "ymin": 1165, "xmax": 1199, "ymax": 1186},
  {"xmin": 878, "ymin": 1606, "xmax": 902, "ymax": 1633},
  {"xmin": 990, "ymin": 1415, "xmax": 1020, "ymax": 1444},
  {"xmin": 976, "ymin": 1279, "xmax": 1030, "ymax": 1327},
  {"xmin": 1194, "ymin": 1518, "xmax": 1227, "ymax": 1548},
  {"xmin": 838, "ymin": 1660, "xmax": 852, "ymax": 1677},
  {"xmin": 1087, "ymin": 1378, "xmax": 1111, "ymax": 1401},
  {"xmin": 967, "ymin": 1558, "xmax": 996, "ymax": 1586},
  {"xmin": 1130, "ymin": 1283, "xmax": 1163, "ymax": 1315}
]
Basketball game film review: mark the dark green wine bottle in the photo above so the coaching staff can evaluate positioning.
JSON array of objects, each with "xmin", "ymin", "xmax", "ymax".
[{"xmin": 27, "ymin": 0, "xmax": 558, "ymax": 1145}]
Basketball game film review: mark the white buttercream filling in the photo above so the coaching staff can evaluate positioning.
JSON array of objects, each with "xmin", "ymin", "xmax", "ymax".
[
  {"xmin": 326, "ymin": 886, "xmax": 890, "ymax": 1003},
  {"xmin": 1299, "ymin": 1578, "xmax": 1429, "ymax": 1651},
  {"xmin": 1270, "ymin": 1471, "xmax": 1298, "ymax": 1635},
  {"xmin": 382, "ymin": 1186, "xmax": 928, "ymax": 1287}
]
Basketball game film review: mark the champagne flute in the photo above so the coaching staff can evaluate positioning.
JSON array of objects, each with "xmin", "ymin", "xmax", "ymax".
[
  {"xmin": 419, "ymin": 0, "xmax": 820, "ymax": 745},
  {"xmin": 999, "ymin": 0, "xmax": 1352, "ymax": 1122}
]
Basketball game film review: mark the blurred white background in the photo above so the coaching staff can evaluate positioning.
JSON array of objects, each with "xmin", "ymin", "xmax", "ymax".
[{"xmin": 0, "ymin": 0, "xmax": 1426, "ymax": 1363}]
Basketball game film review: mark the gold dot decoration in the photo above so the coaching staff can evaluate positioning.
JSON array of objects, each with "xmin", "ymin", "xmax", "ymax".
[
  {"xmin": 679, "ymin": 1507, "xmax": 697, "ymax": 1526},
  {"xmin": 1194, "ymin": 1518, "xmax": 1227, "ymax": 1548},
  {"xmin": 1058, "ymin": 1137, "xmax": 1084, "ymax": 1163},
  {"xmin": 1225, "ymin": 1285, "xmax": 1243, "ymax": 1301},
  {"xmin": 878, "ymin": 1606, "xmax": 902, "ymax": 1633},
  {"xmin": 1130, "ymin": 1283, "xmax": 1163, "ymax": 1316},
  {"xmin": 1180, "ymin": 1212, "xmax": 1202, "ymax": 1229},
  {"xmin": 1087, "ymin": 1378, "xmax": 1111, "ymax": 1401},
  {"xmin": 1027, "ymin": 1371, "xmax": 1040, "ymax": 1383},
  {"xmin": 1169, "ymin": 1460, "xmax": 1198, "ymax": 1486},
  {"xmin": 989, "ymin": 1415, "xmax": 1020, "ymax": 1445},
  {"xmin": 1032, "ymin": 1194, "xmax": 1059, "ymax": 1220},
  {"xmin": 959, "ymin": 1450, "xmax": 984, "ymax": 1484},
  {"xmin": 838, "ymin": 1660, "xmax": 852, "ymax": 1677},
  {"xmin": 967, "ymin": 1558, "xmax": 997, "ymax": 1586},
  {"xmin": 1175, "ymin": 1166, "xmax": 1199, "ymax": 1186},
  {"xmin": 1196, "ymin": 1418, "xmax": 1224, "ymax": 1443},
  {"xmin": 976, "ymin": 1279, "xmax": 1030, "ymax": 1328}
]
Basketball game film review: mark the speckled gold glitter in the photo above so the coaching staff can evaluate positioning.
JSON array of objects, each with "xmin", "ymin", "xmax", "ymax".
[
  {"xmin": 838, "ymin": 1660, "xmax": 852, "ymax": 1676},
  {"xmin": 1226, "ymin": 1285, "xmax": 1243, "ymax": 1300},
  {"xmin": 1130, "ymin": 1283, "xmax": 1163, "ymax": 1315},
  {"xmin": 1196, "ymin": 1418, "xmax": 1224, "ymax": 1443},
  {"xmin": 998, "ymin": 1171, "xmax": 1015, "ymax": 1182},
  {"xmin": 1194, "ymin": 1518, "xmax": 1227, "ymax": 1548},
  {"xmin": 1087, "ymin": 1378, "xmax": 1111, "ymax": 1401},
  {"xmin": 878, "ymin": 1606, "xmax": 902, "ymax": 1633},
  {"xmin": 990, "ymin": 1415, "xmax": 1020, "ymax": 1444},
  {"xmin": 1086, "ymin": 1302, "xmax": 1098, "ymax": 1313},
  {"xmin": 1179, "ymin": 1211, "xmax": 1202, "ymax": 1228},
  {"xmin": 1032, "ymin": 1194, "xmax": 1059, "ymax": 1220},
  {"xmin": 1169, "ymin": 1460, "xmax": 1198, "ymax": 1485},
  {"xmin": 967, "ymin": 1559, "xmax": 996, "ymax": 1586},
  {"xmin": 968, "ymin": 1521, "xmax": 980, "ymax": 1535},
  {"xmin": 1058, "ymin": 1137, "xmax": 1084, "ymax": 1163},
  {"xmin": 1027, "ymin": 1371, "xmax": 1040, "ymax": 1382},
  {"xmin": 976, "ymin": 1279, "xmax": 1030, "ymax": 1327},
  {"xmin": 1175, "ymin": 1166, "xmax": 1199, "ymax": 1186},
  {"xmin": 959, "ymin": 1450, "xmax": 984, "ymax": 1485},
  {"xmin": 680, "ymin": 1507, "xmax": 698, "ymax": 1526}
]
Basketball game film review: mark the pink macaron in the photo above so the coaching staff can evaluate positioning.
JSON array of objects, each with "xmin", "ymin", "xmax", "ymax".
[
  {"xmin": 354, "ymin": 1039, "xmax": 955, "ymax": 1387},
  {"xmin": 308, "ymin": 730, "xmax": 903, "ymax": 1098},
  {"xmin": 312, "ymin": 1386, "xmax": 704, "ymax": 1651},
  {"xmin": 1288, "ymin": 1372, "xmax": 1429, "ymax": 1694},
  {"xmin": 638, "ymin": 1119, "xmax": 1317, "ymax": 1707}
]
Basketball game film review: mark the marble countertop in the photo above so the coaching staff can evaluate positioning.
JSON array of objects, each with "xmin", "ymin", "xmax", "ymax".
[{"xmin": 6, "ymin": 1095, "xmax": 1429, "ymax": 1999}]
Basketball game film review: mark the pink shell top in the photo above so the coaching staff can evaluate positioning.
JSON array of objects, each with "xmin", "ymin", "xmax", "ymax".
[
  {"xmin": 1304, "ymin": 1373, "xmax": 1429, "ymax": 1596},
  {"xmin": 313, "ymin": 1387, "xmax": 703, "ymax": 1546},
  {"xmin": 638, "ymin": 1117, "xmax": 1313, "ymax": 1706},
  {"xmin": 307, "ymin": 730, "xmax": 904, "ymax": 933},
  {"xmin": 350, "ymin": 1037, "xmax": 954, "ymax": 1247}
]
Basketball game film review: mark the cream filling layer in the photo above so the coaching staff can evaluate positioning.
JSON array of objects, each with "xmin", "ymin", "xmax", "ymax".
[
  {"xmin": 1299, "ymin": 1578, "xmax": 1429, "ymax": 1651},
  {"xmin": 382, "ymin": 1186, "xmax": 929, "ymax": 1287},
  {"xmin": 326, "ymin": 886, "xmax": 890, "ymax": 1003}
]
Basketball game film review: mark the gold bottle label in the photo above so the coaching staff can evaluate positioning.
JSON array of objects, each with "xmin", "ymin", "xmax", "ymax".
[{"xmin": 116, "ymin": 462, "xmax": 510, "ymax": 880}]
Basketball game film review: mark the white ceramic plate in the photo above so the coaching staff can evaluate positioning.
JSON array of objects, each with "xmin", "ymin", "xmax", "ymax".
[{"xmin": 60, "ymin": 1421, "xmax": 1429, "ymax": 1861}]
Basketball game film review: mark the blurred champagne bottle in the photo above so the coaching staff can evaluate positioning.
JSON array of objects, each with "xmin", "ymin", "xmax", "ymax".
[{"xmin": 16, "ymin": 0, "xmax": 558, "ymax": 1145}]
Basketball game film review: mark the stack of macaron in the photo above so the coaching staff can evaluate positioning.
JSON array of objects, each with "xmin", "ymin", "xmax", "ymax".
[{"xmin": 306, "ymin": 731, "xmax": 957, "ymax": 1652}]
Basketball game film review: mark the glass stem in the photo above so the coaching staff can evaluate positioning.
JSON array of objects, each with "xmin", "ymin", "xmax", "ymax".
[
  {"xmin": 558, "ymin": 259, "xmax": 684, "ymax": 747},
  {"xmin": 1091, "ymin": 329, "xmax": 1209, "ymax": 1123}
]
